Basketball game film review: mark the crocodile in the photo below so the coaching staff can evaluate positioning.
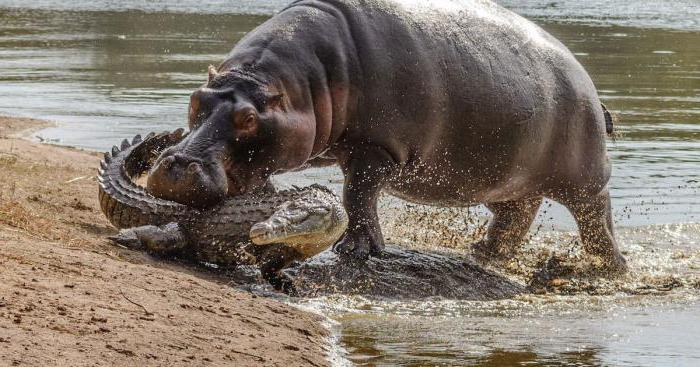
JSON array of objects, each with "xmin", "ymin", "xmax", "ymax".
[{"xmin": 97, "ymin": 130, "xmax": 348, "ymax": 274}]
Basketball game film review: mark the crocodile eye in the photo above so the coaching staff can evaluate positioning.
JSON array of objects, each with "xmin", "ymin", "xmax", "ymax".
[{"xmin": 311, "ymin": 206, "xmax": 330, "ymax": 215}]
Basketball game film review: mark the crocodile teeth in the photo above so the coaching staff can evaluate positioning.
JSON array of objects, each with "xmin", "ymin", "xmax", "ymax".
[
  {"xmin": 98, "ymin": 167, "xmax": 105, "ymax": 176},
  {"xmin": 112, "ymin": 146, "xmax": 120, "ymax": 157},
  {"xmin": 121, "ymin": 139, "xmax": 131, "ymax": 150},
  {"xmin": 132, "ymin": 134, "xmax": 142, "ymax": 145},
  {"xmin": 100, "ymin": 160, "xmax": 108, "ymax": 170}
]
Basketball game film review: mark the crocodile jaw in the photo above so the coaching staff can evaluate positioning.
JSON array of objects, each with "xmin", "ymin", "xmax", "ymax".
[{"xmin": 249, "ymin": 196, "xmax": 348, "ymax": 258}]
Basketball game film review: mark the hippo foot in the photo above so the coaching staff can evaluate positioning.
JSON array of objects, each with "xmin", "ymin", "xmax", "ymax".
[
  {"xmin": 607, "ymin": 253, "xmax": 630, "ymax": 275},
  {"xmin": 529, "ymin": 253, "xmax": 628, "ymax": 290},
  {"xmin": 333, "ymin": 235, "xmax": 373, "ymax": 260},
  {"xmin": 470, "ymin": 240, "xmax": 514, "ymax": 264},
  {"xmin": 333, "ymin": 226, "xmax": 384, "ymax": 260}
]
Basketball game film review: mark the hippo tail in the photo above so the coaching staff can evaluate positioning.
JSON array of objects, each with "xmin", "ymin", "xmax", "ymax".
[{"xmin": 601, "ymin": 103, "xmax": 618, "ymax": 139}]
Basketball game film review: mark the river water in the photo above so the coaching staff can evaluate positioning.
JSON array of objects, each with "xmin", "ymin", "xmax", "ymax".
[{"xmin": 0, "ymin": 1, "xmax": 698, "ymax": 366}]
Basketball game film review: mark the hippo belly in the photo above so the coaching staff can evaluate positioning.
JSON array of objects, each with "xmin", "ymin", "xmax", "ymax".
[{"xmin": 383, "ymin": 138, "xmax": 546, "ymax": 207}]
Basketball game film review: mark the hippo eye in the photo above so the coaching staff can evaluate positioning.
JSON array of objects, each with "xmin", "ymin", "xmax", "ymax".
[{"xmin": 233, "ymin": 109, "xmax": 258, "ymax": 134}]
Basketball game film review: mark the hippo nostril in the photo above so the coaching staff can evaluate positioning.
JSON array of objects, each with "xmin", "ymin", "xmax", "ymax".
[
  {"xmin": 160, "ymin": 156, "xmax": 176, "ymax": 169},
  {"xmin": 186, "ymin": 162, "xmax": 201, "ymax": 174}
]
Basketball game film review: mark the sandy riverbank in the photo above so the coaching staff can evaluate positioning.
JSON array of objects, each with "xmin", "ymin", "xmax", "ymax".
[{"xmin": 0, "ymin": 116, "xmax": 332, "ymax": 366}]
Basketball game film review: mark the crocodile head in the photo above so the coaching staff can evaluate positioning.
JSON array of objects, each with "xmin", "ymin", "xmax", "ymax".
[{"xmin": 249, "ymin": 189, "xmax": 348, "ymax": 258}]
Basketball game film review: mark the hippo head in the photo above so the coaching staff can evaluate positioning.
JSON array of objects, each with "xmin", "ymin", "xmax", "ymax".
[{"xmin": 147, "ymin": 66, "xmax": 315, "ymax": 208}]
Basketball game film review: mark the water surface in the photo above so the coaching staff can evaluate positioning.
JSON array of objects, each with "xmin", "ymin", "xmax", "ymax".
[{"xmin": 0, "ymin": 1, "xmax": 698, "ymax": 366}]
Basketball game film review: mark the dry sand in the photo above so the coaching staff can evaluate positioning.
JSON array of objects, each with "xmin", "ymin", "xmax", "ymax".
[{"xmin": 0, "ymin": 116, "xmax": 331, "ymax": 367}]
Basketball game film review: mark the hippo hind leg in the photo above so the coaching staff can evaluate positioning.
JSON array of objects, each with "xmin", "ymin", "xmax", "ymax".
[
  {"xmin": 472, "ymin": 197, "xmax": 543, "ymax": 260},
  {"xmin": 559, "ymin": 188, "xmax": 628, "ymax": 274}
]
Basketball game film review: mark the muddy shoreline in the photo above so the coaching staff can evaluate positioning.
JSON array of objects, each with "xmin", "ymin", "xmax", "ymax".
[{"xmin": 0, "ymin": 116, "xmax": 334, "ymax": 366}]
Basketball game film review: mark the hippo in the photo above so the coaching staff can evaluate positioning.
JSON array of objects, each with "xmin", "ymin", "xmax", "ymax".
[{"xmin": 146, "ymin": 0, "xmax": 627, "ymax": 274}]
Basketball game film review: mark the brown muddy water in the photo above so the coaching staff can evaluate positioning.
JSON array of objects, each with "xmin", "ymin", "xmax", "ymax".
[{"xmin": 0, "ymin": 1, "xmax": 699, "ymax": 366}]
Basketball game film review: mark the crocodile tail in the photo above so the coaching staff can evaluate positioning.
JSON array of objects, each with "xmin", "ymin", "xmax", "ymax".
[
  {"xmin": 97, "ymin": 130, "xmax": 190, "ymax": 229},
  {"xmin": 601, "ymin": 103, "xmax": 614, "ymax": 136}
]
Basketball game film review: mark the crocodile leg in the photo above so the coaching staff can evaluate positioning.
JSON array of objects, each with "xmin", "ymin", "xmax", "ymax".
[{"xmin": 110, "ymin": 222, "xmax": 189, "ymax": 256}]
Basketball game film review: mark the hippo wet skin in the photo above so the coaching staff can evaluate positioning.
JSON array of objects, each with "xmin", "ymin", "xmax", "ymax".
[{"xmin": 147, "ymin": 0, "xmax": 627, "ymax": 273}]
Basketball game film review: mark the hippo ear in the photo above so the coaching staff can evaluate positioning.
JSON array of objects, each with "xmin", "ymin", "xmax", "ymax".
[{"xmin": 207, "ymin": 65, "xmax": 218, "ymax": 83}]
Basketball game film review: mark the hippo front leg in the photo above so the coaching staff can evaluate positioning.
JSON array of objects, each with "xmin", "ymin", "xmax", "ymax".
[{"xmin": 334, "ymin": 146, "xmax": 399, "ymax": 260}]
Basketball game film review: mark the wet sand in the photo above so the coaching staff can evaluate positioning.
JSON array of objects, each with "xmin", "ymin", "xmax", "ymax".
[{"xmin": 0, "ymin": 116, "xmax": 332, "ymax": 366}]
